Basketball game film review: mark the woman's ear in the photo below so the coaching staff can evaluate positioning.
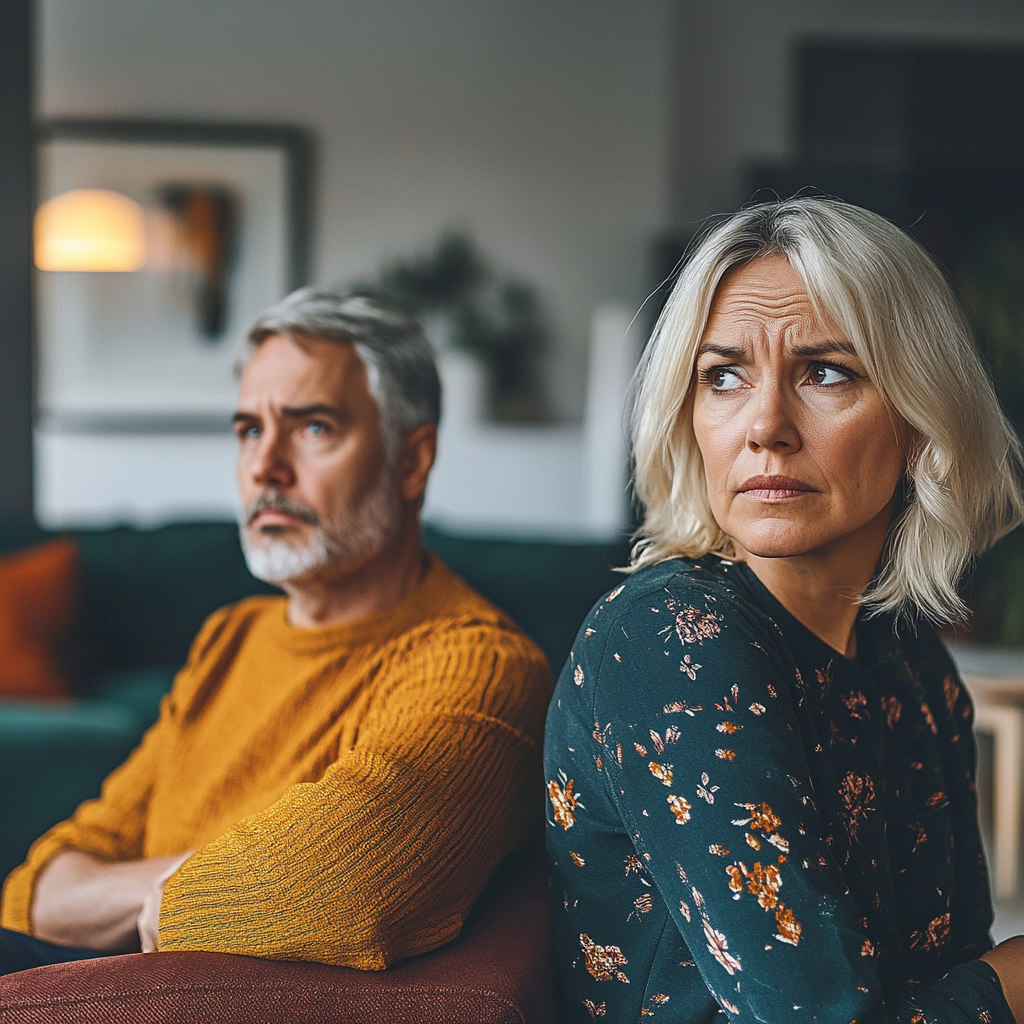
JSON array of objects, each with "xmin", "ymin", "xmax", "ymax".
[{"xmin": 398, "ymin": 423, "xmax": 438, "ymax": 504}]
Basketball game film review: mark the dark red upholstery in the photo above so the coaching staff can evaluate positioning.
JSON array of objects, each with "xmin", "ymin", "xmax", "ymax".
[{"xmin": 0, "ymin": 849, "xmax": 557, "ymax": 1024}]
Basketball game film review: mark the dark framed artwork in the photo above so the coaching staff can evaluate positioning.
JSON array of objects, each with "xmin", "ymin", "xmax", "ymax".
[{"xmin": 35, "ymin": 119, "xmax": 311, "ymax": 431}]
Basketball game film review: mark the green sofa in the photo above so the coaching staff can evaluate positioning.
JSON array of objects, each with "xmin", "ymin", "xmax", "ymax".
[{"xmin": 0, "ymin": 518, "xmax": 628, "ymax": 882}]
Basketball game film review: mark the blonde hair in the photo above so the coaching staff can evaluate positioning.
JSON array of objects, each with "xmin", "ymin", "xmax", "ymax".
[{"xmin": 630, "ymin": 196, "xmax": 1024, "ymax": 624}]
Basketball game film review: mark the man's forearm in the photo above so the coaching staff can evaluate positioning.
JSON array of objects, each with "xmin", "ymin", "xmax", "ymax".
[{"xmin": 32, "ymin": 849, "xmax": 187, "ymax": 951}]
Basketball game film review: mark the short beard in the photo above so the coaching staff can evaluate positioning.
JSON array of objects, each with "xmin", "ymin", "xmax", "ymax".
[{"xmin": 239, "ymin": 478, "xmax": 400, "ymax": 587}]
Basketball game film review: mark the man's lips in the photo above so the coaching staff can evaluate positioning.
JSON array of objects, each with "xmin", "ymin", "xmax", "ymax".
[
  {"xmin": 250, "ymin": 509, "xmax": 307, "ymax": 528},
  {"xmin": 737, "ymin": 475, "xmax": 817, "ymax": 500}
]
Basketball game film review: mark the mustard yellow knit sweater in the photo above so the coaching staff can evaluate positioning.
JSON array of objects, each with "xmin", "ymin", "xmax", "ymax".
[{"xmin": 1, "ymin": 555, "xmax": 551, "ymax": 969}]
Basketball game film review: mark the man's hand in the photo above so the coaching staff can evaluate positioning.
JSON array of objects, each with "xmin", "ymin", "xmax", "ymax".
[
  {"xmin": 138, "ymin": 852, "xmax": 193, "ymax": 952},
  {"xmin": 32, "ymin": 849, "xmax": 193, "ymax": 952}
]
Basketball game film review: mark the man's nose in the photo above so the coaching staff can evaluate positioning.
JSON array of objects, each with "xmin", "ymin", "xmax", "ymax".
[
  {"xmin": 745, "ymin": 381, "xmax": 801, "ymax": 454},
  {"xmin": 248, "ymin": 430, "xmax": 296, "ymax": 489}
]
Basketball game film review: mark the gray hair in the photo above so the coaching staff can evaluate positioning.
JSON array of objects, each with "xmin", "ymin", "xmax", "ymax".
[
  {"xmin": 241, "ymin": 288, "xmax": 442, "ymax": 459},
  {"xmin": 630, "ymin": 196, "xmax": 1024, "ymax": 625}
]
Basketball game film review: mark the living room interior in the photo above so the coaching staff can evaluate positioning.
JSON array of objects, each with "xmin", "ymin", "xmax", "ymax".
[{"xmin": 2, "ymin": 0, "xmax": 1024, "ymax": 1015}]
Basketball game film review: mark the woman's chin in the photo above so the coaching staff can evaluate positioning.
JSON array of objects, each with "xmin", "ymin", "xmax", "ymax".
[{"xmin": 729, "ymin": 526, "xmax": 820, "ymax": 561}]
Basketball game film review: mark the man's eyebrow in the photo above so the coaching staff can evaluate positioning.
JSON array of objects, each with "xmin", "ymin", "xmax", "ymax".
[
  {"xmin": 790, "ymin": 341, "xmax": 858, "ymax": 358},
  {"xmin": 280, "ymin": 403, "xmax": 344, "ymax": 419},
  {"xmin": 231, "ymin": 403, "xmax": 345, "ymax": 424}
]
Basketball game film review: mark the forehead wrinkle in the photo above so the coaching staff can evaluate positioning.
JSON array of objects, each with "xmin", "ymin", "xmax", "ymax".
[
  {"xmin": 239, "ymin": 336, "xmax": 370, "ymax": 409},
  {"xmin": 702, "ymin": 299, "xmax": 839, "ymax": 357},
  {"xmin": 699, "ymin": 315, "xmax": 831, "ymax": 356},
  {"xmin": 712, "ymin": 290, "xmax": 814, "ymax": 315},
  {"xmin": 706, "ymin": 291, "xmax": 817, "ymax": 331},
  {"xmin": 703, "ymin": 259, "xmax": 846, "ymax": 358}
]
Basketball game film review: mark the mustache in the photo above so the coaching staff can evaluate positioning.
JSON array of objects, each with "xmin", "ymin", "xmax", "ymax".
[{"xmin": 243, "ymin": 491, "xmax": 321, "ymax": 528}]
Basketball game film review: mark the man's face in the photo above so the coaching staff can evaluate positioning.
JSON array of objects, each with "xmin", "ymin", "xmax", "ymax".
[{"xmin": 234, "ymin": 333, "xmax": 398, "ymax": 586}]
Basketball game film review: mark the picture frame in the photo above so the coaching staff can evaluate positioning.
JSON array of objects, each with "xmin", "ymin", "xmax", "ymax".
[{"xmin": 35, "ymin": 119, "xmax": 312, "ymax": 431}]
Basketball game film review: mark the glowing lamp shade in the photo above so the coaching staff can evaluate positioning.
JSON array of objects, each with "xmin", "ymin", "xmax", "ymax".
[{"xmin": 34, "ymin": 189, "xmax": 146, "ymax": 272}]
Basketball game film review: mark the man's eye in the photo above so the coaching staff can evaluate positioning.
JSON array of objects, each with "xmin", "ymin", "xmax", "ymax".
[
  {"xmin": 806, "ymin": 364, "xmax": 851, "ymax": 387},
  {"xmin": 238, "ymin": 424, "xmax": 260, "ymax": 440},
  {"xmin": 307, "ymin": 420, "xmax": 329, "ymax": 436}
]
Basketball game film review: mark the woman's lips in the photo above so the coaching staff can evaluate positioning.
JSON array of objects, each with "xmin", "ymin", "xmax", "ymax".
[{"xmin": 738, "ymin": 475, "xmax": 816, "ymax": 500}]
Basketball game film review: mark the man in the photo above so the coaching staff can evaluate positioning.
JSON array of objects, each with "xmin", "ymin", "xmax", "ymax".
[{"xmin": 0, "ymin": 290, "xmax": 550, "ymax": 973}]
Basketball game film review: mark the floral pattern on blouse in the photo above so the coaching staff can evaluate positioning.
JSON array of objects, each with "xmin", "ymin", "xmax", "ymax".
[{"xmin": 544, "ymin": 556, "xmax": 1012, "ymax": 1024}]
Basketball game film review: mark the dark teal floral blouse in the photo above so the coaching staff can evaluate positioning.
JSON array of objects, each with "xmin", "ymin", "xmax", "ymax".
[{"xmin": 545, "ymin": 556, "xmax": 1012, "ymax": 1024}]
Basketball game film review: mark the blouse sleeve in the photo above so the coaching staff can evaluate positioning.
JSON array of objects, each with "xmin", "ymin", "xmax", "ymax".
[{"xmin": 585, "ymin": 592, "xmax": 1012, "ymax": 1024}]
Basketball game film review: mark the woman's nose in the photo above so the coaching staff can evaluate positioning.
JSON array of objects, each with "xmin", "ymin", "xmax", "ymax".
[{"xmin": 745, "ymin": 382, "xmax": 801, "ymax": 454}]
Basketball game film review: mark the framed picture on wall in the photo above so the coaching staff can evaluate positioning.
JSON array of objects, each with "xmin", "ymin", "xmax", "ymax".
[{"xmin": 35, "ymin": 119, "xmax": 311, "ymax": 430}]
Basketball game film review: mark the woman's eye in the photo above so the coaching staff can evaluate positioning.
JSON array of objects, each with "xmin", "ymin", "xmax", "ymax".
[
  {"xmin": 706, "ymin": 366, "xmax": 744, "ymax": 391},
  {"xmin": 806, "ymin": 364, "xmax": 851, "ymax": 387}
]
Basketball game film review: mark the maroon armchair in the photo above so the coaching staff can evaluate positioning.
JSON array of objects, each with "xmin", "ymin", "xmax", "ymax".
[{"xmin": 0, "ymin": 848, "xmax": 557, "ymax": 1024}]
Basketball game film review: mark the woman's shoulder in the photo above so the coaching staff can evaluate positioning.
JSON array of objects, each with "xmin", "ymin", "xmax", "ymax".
[
  {"xmin": 860, "ymin": 611, "xmax": 959, "ymax": 686},
  {"xmin": 568, "ymin": 555, "xmax": 786, "ymax": 672},
  {"xmin": 586, "ymin": 554, "xmax": 771, "ymax": 623},
  {"xmin": 881, "ymin": 620, "xmax": 971, "ymax": 716}
]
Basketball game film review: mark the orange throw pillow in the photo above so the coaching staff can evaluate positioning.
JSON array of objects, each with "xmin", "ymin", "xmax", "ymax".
[{"xmin": 0, "ymin": 537, "xmax": 77, "ymax": 699}]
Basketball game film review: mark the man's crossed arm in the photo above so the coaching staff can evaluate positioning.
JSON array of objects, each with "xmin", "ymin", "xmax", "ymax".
[{"xmin": 32, "ymin": 849, "xmax": 191, "ymax": 952}]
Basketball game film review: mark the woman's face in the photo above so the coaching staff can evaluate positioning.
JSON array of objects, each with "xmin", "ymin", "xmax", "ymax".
[{"xmin": 691, "ymin": 255, "xmax": 908, "ymax": 565}]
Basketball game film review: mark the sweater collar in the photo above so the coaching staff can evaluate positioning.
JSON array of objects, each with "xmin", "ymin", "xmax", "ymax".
[{"xmin": 265, "ymin": 551, "xmax": 455, "ymax": 654}]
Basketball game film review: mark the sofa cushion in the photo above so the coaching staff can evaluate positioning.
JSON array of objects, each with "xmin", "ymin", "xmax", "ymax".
[
  {"xmin": 0, "ymin": 538, "xmax": 77, "ymax": 700},
  {"xmin": 0, "ymin": 846, "xmax": 557, "ymax": 1024},
  {"xmin": 423, "ymin": 526, "xmax": 628, "ymax": 674},
  {"xmin": 82, "ymin": 666, "xmax": 178, "ymax": 728},
  {"xmin": 77, "ymin": 523, "xmax": 278, "ymax": 673},
  {"xmin": 0, "ymin": 518, "xmax": 49, "ymax": 558},
  {"xmin": 0, "ymin": 701, "xmax": 144, "ymax": 881}
]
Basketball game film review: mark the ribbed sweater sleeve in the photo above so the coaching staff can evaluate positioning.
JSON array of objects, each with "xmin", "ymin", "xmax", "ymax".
[
  {"xmin": 0, "ymin": 712, "xmax": 163, "ymax": 932},
  {"xmin": 157, "ymin": 622, "xmax": 549, "ymax": 968},
  {"xmin": 0, "ymin": 609, "xmax": 230, "ymax": 933}
]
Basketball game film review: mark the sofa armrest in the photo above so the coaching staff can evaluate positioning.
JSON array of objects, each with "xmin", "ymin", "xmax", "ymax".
[{"xmin": 0, "ymin": 844, "xmax": 557, "ymax": 1024}]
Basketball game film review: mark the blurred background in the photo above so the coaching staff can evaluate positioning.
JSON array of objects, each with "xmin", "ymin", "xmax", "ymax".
[
  {"xmin": 0, "ymin": 0, "xmax": 1016, "ymax": 544},
  {"xmin": 4, "ymin": 0, "xmax": 1024, "ymax": 930}
]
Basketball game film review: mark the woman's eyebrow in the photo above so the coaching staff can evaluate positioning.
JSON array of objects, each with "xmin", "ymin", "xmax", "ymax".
[
  {"xmin": 697, "ymin": 343, "xmax": 746, "ymax": 358},
  {"xmin": 790, "ymin": 341, "xmax": 858, "ymax": 358}
]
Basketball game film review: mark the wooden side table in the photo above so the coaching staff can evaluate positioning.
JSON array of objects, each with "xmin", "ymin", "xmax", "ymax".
[{"xmin": 947, "ymin": 643, "xmax": 1024, "ymax": 901}]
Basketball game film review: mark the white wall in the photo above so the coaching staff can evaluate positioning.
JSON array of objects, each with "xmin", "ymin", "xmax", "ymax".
[
  {"xmin": 668, "ymin": 0, "xmax": 1024, "ymax": 227},
  {"xmin": 35, "ymin": 430, "xmax": 239, "ymax": 527},
  {"xmin": 38, "ymin": 0, "xmax": 672, "ymax": 422}
]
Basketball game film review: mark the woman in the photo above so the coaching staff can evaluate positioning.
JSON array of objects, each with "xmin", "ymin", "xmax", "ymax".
[{"xmin": 545, "ymin": 197, "xmax": 1024, "ymax": 1023}]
